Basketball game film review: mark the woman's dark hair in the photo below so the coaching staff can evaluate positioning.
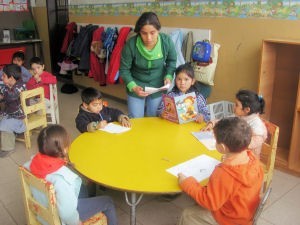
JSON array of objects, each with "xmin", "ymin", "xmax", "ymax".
[
  {"xmin": 236, "ymin": 89, "xmax": 265, "ymax": 115},
  {"xmin": 81, "ymin": 87, "xmax": 102, "ymax": 105},
  {"xmin": 30, "ymin": 56, "xmax": 44, "ymax": 67},
  {"xmin": 3, "ymin": 64, "xmax": 21, "ymax": 80},
  {"xmin": 213, "ymin": 117, "xmax": 252, "ymax": 153},
  {"xmin": 37, "ymin": 125, "xmax": 70, "ymax": 158},
  {"xmin": 134, "ymin": 12, "xmax": 161, "ymax": 33}
]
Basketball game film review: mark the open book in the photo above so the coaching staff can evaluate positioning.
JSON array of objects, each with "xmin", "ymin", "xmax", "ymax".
[
  {"xmin": 99, "ymin": 123, "xmax": 131, "ymax": 134},
  {"xmin": 144, "ymin": 83, "xmax": 170, "ymax": 95},
  {"xmin": 166, "ymin": 154, "xmax": 220, "ymax": 182}
]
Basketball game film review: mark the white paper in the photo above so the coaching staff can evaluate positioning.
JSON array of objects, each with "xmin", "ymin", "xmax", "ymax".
[
  {"xmin": 145, "ymin": 83, "xmax": 170, "ymax": 95},
  {"xmin": 191, "ymin": 131, "xmax": 216, "ymax": 151},
  {"xmin": 166, "ymin": 154, "xmax": 221, "ymax": 182},
  {"xmin": 99, "ymin": 123, "xmax": 131, "ymax": 134}
]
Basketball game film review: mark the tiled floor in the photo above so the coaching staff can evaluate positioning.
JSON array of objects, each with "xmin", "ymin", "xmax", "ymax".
[{"xmin": 1, "ymin": 82, "xmax": 300, "ymax": 225}]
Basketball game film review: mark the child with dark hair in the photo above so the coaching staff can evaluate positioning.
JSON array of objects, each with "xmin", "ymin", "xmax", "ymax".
[
  {"xmin": 26, "ymin": 56, "xmax": 57, "ymax": 109},
  {"xmin": 0, "ymin": 64, "xmax": 26, "ymax": 157},
  {"xmin": 157, "ymin": 63, "xmax": 210, "ymax": 123},
  {"xmin": 75, "ymin": 87, "xmax": 130, "ymax": 133},
  {"xmin": 23, "ymin": 125, "xmax": 118, "ymax": 225},
  {"xmin": 203, "ymin": 89, "xmax": 267, "ymax": 156},
  {"xmin": 0, "ymin": 51, "xmax": 32, "ymax": 83},
  {"xmin": 178, "ymin": 117, "xmax": 263, "ymax": 225}
]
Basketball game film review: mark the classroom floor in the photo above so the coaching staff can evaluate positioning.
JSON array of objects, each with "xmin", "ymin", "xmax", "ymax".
[{"xmin": 1, "ymin": 82, "xmax": 300, "ymax": 225}]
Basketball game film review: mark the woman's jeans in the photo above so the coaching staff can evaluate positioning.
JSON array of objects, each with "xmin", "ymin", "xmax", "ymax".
[{"xmin": 127, "ymin": 94, "xmax": 162, "ymax": 118}]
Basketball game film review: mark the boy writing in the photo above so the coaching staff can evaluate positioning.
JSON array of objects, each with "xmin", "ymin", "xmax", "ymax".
[
  {"xmin": 0, "ymin": 64, "xmax": 26, "ymax": 157},
  {"xmin": 76, "ymin": 87, "xmax": 131, "ymax": 133},
  {"xmin": 178, "ymin": 117, "xmax": 263, "ymax": 225}
]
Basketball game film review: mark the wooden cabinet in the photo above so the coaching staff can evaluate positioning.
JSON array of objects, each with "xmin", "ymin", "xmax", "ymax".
[{"xmin": 258, "ymin": 39, "xmax": 300, "ymax": 175}]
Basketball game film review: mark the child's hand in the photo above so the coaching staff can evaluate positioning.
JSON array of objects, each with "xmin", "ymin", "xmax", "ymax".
[
  {"xmin": 97, "ymin": 120, "xmax": 108, "ymax": 129},
  {"xmin": 34, "ymin": 74, "xmax": 41, "ymax": 83},
  {"xmin": 201, "ymin": 121, "xmax": 213, "ymax": 131},
  {"xmin": 178, "ymin": 173, "xmax": 187, "ymax": 185},
  {"xmin": 119, "ymin": 115, "xmax": 131, "ymax": 127},
  {"xmin": 195, "ymin": 114, "xmax": 204, "ymax": 123}
]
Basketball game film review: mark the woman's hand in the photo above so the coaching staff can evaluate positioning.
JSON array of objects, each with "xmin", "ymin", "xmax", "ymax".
[
  {"xmin": 132, "ymin": 86, "xmax": 149, "ymax": 97},
  {"xmin": 164, "ymin": 78, "xmax": 172, "ymax": 86}
]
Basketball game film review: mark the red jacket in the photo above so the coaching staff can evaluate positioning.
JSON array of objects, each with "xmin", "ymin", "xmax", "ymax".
[
  {"xmin": 26, "ymin": 71, "xmax": 57, "ymax": 100},
  {"xmin": 106, "ymin": 27, "xmax": 131, "ymax": 84},
  {"xmin": 180, "ymin": 150, "xmax": 263, "ymax": 225}
]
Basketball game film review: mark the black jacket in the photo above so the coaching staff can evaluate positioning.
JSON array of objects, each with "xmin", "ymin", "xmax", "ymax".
[{"xmin": 75, "ymin": 104, "xmax": 124, "ymax": 133}]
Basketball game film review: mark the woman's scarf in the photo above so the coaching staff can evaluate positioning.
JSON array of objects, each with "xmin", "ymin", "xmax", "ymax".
[{"xmin": 136, "ymin": 35, "xmax": 163, "ymax": 61}]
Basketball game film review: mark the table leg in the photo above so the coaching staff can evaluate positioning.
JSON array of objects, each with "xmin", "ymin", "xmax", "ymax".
[{"xmin": 125, "ymin": 192, "xmax": 143, "ymax": 225}]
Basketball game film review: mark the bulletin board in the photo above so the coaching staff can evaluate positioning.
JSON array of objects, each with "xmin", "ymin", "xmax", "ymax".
[{"xmin": 0, "ymin": 0, "xmax": 28, "ymax": 12}]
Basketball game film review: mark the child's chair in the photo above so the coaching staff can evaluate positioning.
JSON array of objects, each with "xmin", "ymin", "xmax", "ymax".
[
  {"xmin": 252, "ymin": 187, "xmax": 272, "ymax": 225},
  {"xmin": 17, "ymin": 87, "xmax": 47, "ymax": 149},
  {"xmin": 47, "ymin": 84, "xmax": 60, "ymax": 124},
  {"xmin": 260, "ymin": 118, "xmax": 279, "ymax": 193},
  {"xmin": 19, "ymin": 166, "xmax": 108, "ymax": 225}
]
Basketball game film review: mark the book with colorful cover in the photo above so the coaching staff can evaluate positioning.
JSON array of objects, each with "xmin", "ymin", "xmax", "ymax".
[{"xmin": 162, "ymin": 92, "xmax": 198, "ymax": 124}]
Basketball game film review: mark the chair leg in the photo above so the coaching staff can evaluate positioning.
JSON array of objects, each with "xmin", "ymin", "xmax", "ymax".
[{"xmin": 24, "ymin": 131, "xmax": 31, "ymax": 149}]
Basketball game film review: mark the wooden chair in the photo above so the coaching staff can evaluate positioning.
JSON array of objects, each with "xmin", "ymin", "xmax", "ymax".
[
  {"xmin": 47, "ymin": 84, "xmax": 60, "ymax": 124},
  {"xmin": 252, "ymin": 187, "xmax": 272, "ymax": 225},
  {"xmin": 18, "ymin": 87, "xmax": 47, "ymax": 149},
  {"xmin": 260, "ymin": 119, "xmax": 279, "ymax": 193},
  {"xmin": 19, "ymin": 166, "xmax": 108, "ymax": 225}
]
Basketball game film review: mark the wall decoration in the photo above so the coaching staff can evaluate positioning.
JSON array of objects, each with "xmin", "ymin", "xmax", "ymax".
[
  {"xmin": 0, "ymin": 0, "xmax": 28, "ymax": 12},
  {"xmin": 69, "ymin": 0, "xmax": 300, "ymax": 20}
]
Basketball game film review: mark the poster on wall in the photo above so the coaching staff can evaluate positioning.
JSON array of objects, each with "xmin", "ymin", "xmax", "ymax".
[{"xmin": 0, "ymin": 0, "xmax": 28, "ymax": 12}]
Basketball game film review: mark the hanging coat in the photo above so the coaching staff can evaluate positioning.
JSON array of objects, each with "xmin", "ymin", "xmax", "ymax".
[
  {"xmin": 106, "ymin": 27, "xmax": 131, "ymax": 84},
  {"xmin": 60, "ymin": 22, "xmax": 77, "ymax": 54},
  {"xmin": 88, "ymin": 26, "xmax": 106, "ymax": 85}
]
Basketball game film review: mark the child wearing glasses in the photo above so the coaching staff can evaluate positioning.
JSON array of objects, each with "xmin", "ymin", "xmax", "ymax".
[
  {"xmin": 178, "ymin": 117, "xmax": 263, "ymax": 225},
  {"xmin": 75, "ymin": 87, "xmax": 131, "ymax": 133}
]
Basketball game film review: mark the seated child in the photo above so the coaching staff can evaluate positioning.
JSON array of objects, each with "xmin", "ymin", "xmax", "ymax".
[
  {"xmin": 0, "ymin": 50, "xmax": 32, "ymax": 83},
  {"xmin": 23, "ymin": 125, "xmax": 118, "ymax": 225},
  {"xmin": 157, "ymin": 63, "xmax": 210, "ymax": 123},
  {"xmin": 203, "ymin": 89, "xmax": 267, "ymax": 156},
  {"xmin": 0, "ymin": 64, "xmax": 26, "ymax": 157},
  {"xmin": 178, "ymin": 117, "xmax": 264, "ymax": 225},
  {"xmin": 76, "ymin": 87, "xmax": 131, "ymax": 133},
  {"xmin": 26, "ymin": 56, "xmax": 57, "ymax": 109}
]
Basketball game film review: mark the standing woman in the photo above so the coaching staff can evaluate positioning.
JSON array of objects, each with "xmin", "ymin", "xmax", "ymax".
[{"xmin": 120, "ymin": 12, "xmax": 177, "ymax": 118}]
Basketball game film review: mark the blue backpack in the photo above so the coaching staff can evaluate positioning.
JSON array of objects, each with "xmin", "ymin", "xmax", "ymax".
[
  {"xmin": 192, "ymin": 40, "xmax": 211, "ymax": 63},
  {"xmin": 102, "ymin": 27, "xmax": 118, "ymax": 54}
]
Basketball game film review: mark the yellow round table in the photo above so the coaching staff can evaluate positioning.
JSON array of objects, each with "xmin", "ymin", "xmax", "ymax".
[{"xmin": 69, "ymin": 117, "xmax": 221, "ymax": 225}]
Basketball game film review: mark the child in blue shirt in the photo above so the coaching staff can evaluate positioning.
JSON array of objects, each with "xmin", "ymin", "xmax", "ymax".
[
  {"xmin": 157, "ymin": 63, "xmax": 210, "ymax": 123},
  {"xmin": 24, "ymin": 125, "xmax": 118, "ymax": 225},
  {"xmin": 0, "ymin": 51, "xmax": 32, "ymax": 83}
]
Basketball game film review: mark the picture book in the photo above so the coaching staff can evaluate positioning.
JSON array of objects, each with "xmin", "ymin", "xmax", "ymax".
[{"xmin": 162, "ymin": 92, "xmax": 198, "ymax": 124}]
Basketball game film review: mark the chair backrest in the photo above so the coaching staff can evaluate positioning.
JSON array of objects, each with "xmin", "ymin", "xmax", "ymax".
[
  {"xmin": 19, "ymin": 166, "xmax": 61, "ymax": 225},
  {"xmin": 260, "ymin": 118, "xmax": 279, "ymax": 193},
  {"xmin": 252, "ymin": 187, "xmax": 272, "ymax": 225},
  {"xmin": 19, "ymin": 166, "xmax": 108, "ymax": 225},
  {"xmin": 19, "ymin": 87, "xmax": 47, "ymax": 149},
  {"xmin": 48, "ymin": 83, "xmax": 60, "ymax": 124}
]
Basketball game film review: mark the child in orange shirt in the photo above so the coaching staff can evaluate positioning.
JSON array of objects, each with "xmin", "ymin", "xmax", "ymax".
[
  {"xmin": 178, "ymin": 117, "xmax": 263, "ymax": 225},
  {"xmin": 26, "ymin": 57, "xmax": 57, "ymax": 109}
]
